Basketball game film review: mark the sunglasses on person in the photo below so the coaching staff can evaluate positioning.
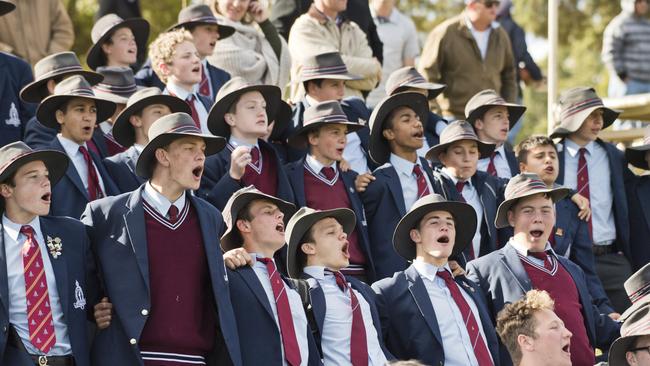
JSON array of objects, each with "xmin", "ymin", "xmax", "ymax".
[{"xmin": 479, "ymin": 0, "xmax": 501, "ymax": 7}]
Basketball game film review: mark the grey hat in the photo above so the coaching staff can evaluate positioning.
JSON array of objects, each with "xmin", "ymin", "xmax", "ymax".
[
  {"xmin": 112, "ymin": 87, "xmax": 191, "ymax": 147},
  {"xmin": 300, "ymin": 52, "xmax": 362, "ymax": 82},
  {"xmin": 20, "ymin": 52, "xmax": 104, "ymax": 103},
  {"xmin": 167, "ymin": 4, "xmax": 235, "ymax": 39},
  {"xmin": 385, "ymin": 66, "xmax": 446, "ymax": 100},
  {"xmin": 288, "ymin": 100, "xmax": 364, "ymax": 149},
  {"xmin": 269, "ymin": 100, "xmax": 292, "ymax": 142},
  {"xmin": 393, "ymin": 194, "xmax": 477, "ymax": 261},
  {"xmin": 0, "ymin": 0, "xmax": 15, "ymax": 16},
  {"xmin": 220, "ymin": 186, "xmax": 296, "ymax": 252},
  {"xmin": 620, "ymin": 263, "xmax": 650, "ymax": 321},
  {"xmin": 608, "ymin": 303, "xmax": 650, "ymax": 366},
  {"xmin": 86, "ymin": 13, "xmax": 150, "ymax": 70},
  {"xmin": 369, "ymin": 92, "xmax": 429, "ymax": 165},
  {"xmin": 464, "ymin": 89, "xmax": 526, "ymax": 128},
  {"xmin": 93, "ymin": 66, "xmax": 141, "ymax": 105},
  {"xmin": 550, "ymin": 87, "xmax": 620, "ymax": 138},
  {"xmin": 285, "ymin": 207, "xmax": 356, "ymax": 278},
  {"xmin": 207, "ymin": 77, "xmax": 282, "ymax": 138},
  {"xmin": 36, "ymin": 75, "xmax": 117, "ymax": 129},
  {"xmin": 135, "ymin": 112, "xmax": 226, "ymax": 178},
  {"xmin": 424, "ymin": 120, "xmax": 495, "ymax": 162},
  {"xmin": 0, "ymin": 142, "xmax": 68, "ymax": 186},
  {"xmin": 494, "ymin": 173, "xmax": 571, "ymax": 229},
  {"xmin": 625, "ymin": 130, "xmax": 650, "ymax": 170}
]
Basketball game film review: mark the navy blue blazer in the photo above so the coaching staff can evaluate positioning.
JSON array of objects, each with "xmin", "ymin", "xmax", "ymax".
[
  {"xmin": 371, "ymin": 265, "xmax": 501, "ymax": 366},
  {"xmin": 227, "ymin": 266, "xmax": 322, "ymax": 366},
  {"xmin": 81, "ymin": 187, "xmax": 242, "ymax": 366},
  {"xmin": 466, "ymin": 244, "xmax": 620, "ymax": 366},
  {"xmin": 0, "ymin": 216, "xmax": 95, "ymax": 366},
  {"xmin": 557, "ymin": 138, "xmax": 632, "ymax": 257},
  {"xmin": 0, "ymin": 52, "xmax": 35, "ymax": 147},
  {"xmin": 103, "ymin": 146, "xmax": 145, "ymax": 194},
  {"xmin": 360, "ymin": 158, "xmax": 435, "ymax": 280},
  {"xmin": 285, "ymin": 158, "xmax": 376, "ymax": 282},
  {"xmin": 430, "ymin": 168, "xmax": 508, "ymax": 263},
  {"xmin": 25, "ymin": 119, "xmax": 111, "ymax": 159},
  {"xmin": 162, "ymin": 87, "xmax": 214, "ymax": 112},
  {"xmin": 626, "ymin": 175, "xmax": 650, "ymax": 270},
  {"xmin": 48, "ymin": 138, "xmax": 119, "ymax": 219},
  {"xmin": 504, "ymin": 147, "xmax": 520, "ymax": 176}
]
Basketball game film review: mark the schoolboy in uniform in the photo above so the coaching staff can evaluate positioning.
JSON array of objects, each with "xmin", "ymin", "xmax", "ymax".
[
  {"xmin": 624, "ymin": 130, "xmax": 650, "ymax": 271},
  {"xmin": 86, "ymin": 13, "xmax": 149, "ymax": 71}
]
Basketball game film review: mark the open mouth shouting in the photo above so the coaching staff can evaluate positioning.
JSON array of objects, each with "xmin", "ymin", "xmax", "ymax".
[
  {"xmin": 275, "ymin": 222, "xmax": 285, "ymax": 234},
  {"xmin": 127, "ymin": 47, "xmax": 136, "ymax": 55},
  {"xmin": 529, "ymin": 230, "xmax": 544, "ymax": 239},
  {"xmin": 560, "ymin": 340, "xmax": 571, "ymax": 358},
  {"xmin": 341, "ymin": 242, "xmax": 350, "ymax": 259},
  {"xmin": 191, "ymin": 165, "xmax": 203, "ymax": 180},
  {"xmin": 41, "ymin": 192, "xmax": 52, "ymax": 204},
  {"xmin": 412, "ymin": 129, "xmax": 424, "ymax": 140},
  {"xmin": 437, "ymin": 234, "xmax": 451, "ymax": 245}
]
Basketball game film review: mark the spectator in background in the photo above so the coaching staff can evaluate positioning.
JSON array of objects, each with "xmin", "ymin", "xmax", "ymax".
[
  {"xmin": 0, "ymin": 0, "xmax": 74, "ymax": 66},
  {"xmin": 208, "ymin": 0, "xmax": 291, "ymax": 90},
  {"xmin": 97, "ymin": 0, "xmax": 142, "ymax": 20},
  {"xmin": 419, "ymin": 0, "xmax": 517, "ymax": 120},
  {"xmin": 367, "ymin": 0, "xmax": 420, "ymax": 108}
]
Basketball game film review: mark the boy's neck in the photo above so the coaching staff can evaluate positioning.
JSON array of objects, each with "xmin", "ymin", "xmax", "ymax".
[
  {"xmin": 60, "ymin": 130, "xmax": 87, "ymax": 146},
  {"xmin": 415, "ymin": 253, "xmax": 448, "ymax": 268},
  {"xmin": 168, "ymin": 78, "xmax": 196, "ymax": 94},
  {"xmin": 243, "ymin": 241, "xmax": 280, "ymax": 259},
  {"xmin": 231, "ymin": 131, "xmax": 261, "ymax": 146},
  {"xmin": 566, "ymin": 134, "xmax": 592, "ymax": 148},
  {"xmin": 4, "ymin": 205, "xmax": 37, "ymax": 226},
  {"xmin": 310, "ymin": 151, "xmax": 336, "ymax": 167},
  {"xmin": 149, "ymin": 175, "xmax": 185, "ymax": 203},
  {"xmin": 391, "ymin": 147, "xmax": 418, "ymax": 163},
  {"xmin": 134, "ymin": 128, "xmax": 149, "ymax": 147}
]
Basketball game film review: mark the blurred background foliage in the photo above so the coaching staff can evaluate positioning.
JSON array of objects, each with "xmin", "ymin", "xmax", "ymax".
[{"xmin": 63, "ymin": 0, "xmax": 625, "ymax": 141}]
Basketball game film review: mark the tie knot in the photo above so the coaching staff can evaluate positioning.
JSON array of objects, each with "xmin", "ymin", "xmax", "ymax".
[
  {"xmin": 321, "ymin": 166, "xmax": 336, "ymax": 181},
  {"xmin": 413, "ymin": 164, "xmax": 424, "ymax": 177},
  {"xmin": 455, "ymin": 181, "xmax": 466, "ymax": 193},
  {"xmin": 20, "ymin": 225, "xmax": 34, "ymax": 237},
  {"xmin": 579, "ymin": 147, "xmax": 588, "ymax": 156},
  {"xmin": 491, "ymin": 151, "xmax": 497, "ymax": 159},
  {"xmin": 257, "ymin": 256, "xmax": 274, "ymax": 267},
  {"xmin": 79, "ymin": 145, "xmax": 90, "ymax": 156},
  {"xmin": 436, "ymin": 269, "xmax": 454, "ymax": 283},
  {"xmin": 528, "ymin": 251, "xmax": 548, "ymax": 261},
  {"xmin": 187, "ymin": 94, "xmax": 196, "ymax": 102}
]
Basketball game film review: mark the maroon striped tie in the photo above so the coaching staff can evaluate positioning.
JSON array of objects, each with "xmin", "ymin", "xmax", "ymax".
[
  {"xmin": 438, "ymin": 270, "xmax": 493, "ymax": 366},
  {"xmin": 332, "ymin": 271, "xmax": 368, "ymax": 366},
  {"xmin": 577, "ymin": 148, "xmax": 593, "ymax": 240},
  {"xmin": 79, "ymin": 146, "xmax": 103, "ymax": 201},
  {"xmin": 487, "ymin": 151, "xmax": 497, "ymax": 176},
  {"xmin": 186, "ymin": 95, "xmax": 201, "ymax": 129},
  {"xmin": 413, "ymin": 164, "xmax": 430, "ymax": 199},
  {"xmin": 199, "ymin": 65, "xmax": 210, "ymax": 98}
]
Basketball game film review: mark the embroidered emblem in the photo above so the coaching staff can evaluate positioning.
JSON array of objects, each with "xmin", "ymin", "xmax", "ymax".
[
  {"xmin": 555, "ymin": 228, "xmax": 564, "ymax": 237},
  {"xmin": 358, "ymin": 118, "xmax": 367, "ymax": 126},
  {"xmin": 46, "ymin": 236, "xmax": 63, "ymax": 258},
  {"xmin": 5, "ymin": 102, "xmax": 20, "ymax": 127},
  {"xmin": 73, "ymin": 280, "xmax": 86, "ymax": 310}
]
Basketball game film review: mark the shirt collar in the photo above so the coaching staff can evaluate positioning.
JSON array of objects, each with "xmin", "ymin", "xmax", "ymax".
[
  {"xmin": 2, "ymin": 215, "xmax": 41, "ymax": 242},
  {"xmin": 229, "ymin": 136, "xmax": 259, "ymax": 149},
  {"xmin": 508, "ymin": 238, "xmax": 556, "ymax": 257},
  {"xmin": 465, "ymin": 16, "xmax": 499, "ymax": 31},
  {"xmin": 166, "ymin": 81, "xmax": 197, "ymax": 100},
  {"xmin": 134, "ymin": 144, "xmax": 144, "ymax": 154},
  {"xmin": 305, "ymin": 94, "xmax": 319, "ymax": 107},
  {"xmin": 440, "ymin": 167, "xmax": 473, "ymax": 187},
  {"xmin": 306, "ymin": 154, "xmax": 336, "ymax": 173},
  {"xmin": 143, "ymin": 181, "xmax": 186, "ymax": 217},
  {"xmin": 57, "ymin": 134, "xmax": 87, "ymax": 157},
  {"xmin": 303, "ymin": 265, "xmax": 328, "ymax": 280},
  {"xmin": 413, "ymin": 259, "xmax": 452, "ymax": 282},
  {"xmin": 565, "ymin": 138, "xmax": 594, "ymax": 158},
  {"xmin": 390, "ymin": 153, "xmax": 422, "ymax": 177},
  {"xmin": 494, "ymin": 144, "xmax": 505, "ymax": 156}
]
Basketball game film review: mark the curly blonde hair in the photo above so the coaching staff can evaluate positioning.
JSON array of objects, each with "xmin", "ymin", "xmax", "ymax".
[
  {"xmin": 149, "ymin": 29, "xmax": 194, "ymax": 83},
  {"xmin": 496, "ymin": 290, "xmax": 555, "ymax": 365}
]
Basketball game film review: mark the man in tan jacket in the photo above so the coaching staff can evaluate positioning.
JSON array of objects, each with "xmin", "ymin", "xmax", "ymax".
[
  {"xmin": 418, "ymin": 0, "xmax": 517, "ymax": 120},
  {"xmin": 288, "ymin": 0, "xmax": 382, "ymax": 102},
  {"xmin": 0, "ymin": 0, "xmax": 74, "ymax": 66}
]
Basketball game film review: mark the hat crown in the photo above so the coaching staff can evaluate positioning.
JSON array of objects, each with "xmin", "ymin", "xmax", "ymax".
[
  {"xmin": 222, "ymin": 185, "xmax": 262, "ymax": 228},
  {"xmin": 215, "ymin": 77, "xmax": 257, "ymax": 103},
  {"xmin": 126, "ymin": 87, "xmax": 164, "ymax": 108},
  {"xmin": 439, "ymin": 120, "xmax": 480, "ymax": 144},
  {"xmin": 178, "ymin": 4, "xmax": 216, "ymax": 23},
  {"xmin": 301, "ymin": 52, "xmax": 348, "ymax": 75},
  {"xmin": 52, "ymin": 75, "xmax": 96, "ymax": 97},
  {"xmin": 303, "ymin": 100, "xmax": 349, "ymax": 127},
  {"xmin": 147, "ymin": 112, "xmax": 202, "ymax": 142},
  {"xmin": 34, "ymin": 52, "xmax": 84, "ymax": 80},
  {"xmin": 411, "ymin": 193, "xmax": 449, "ymax": 211},
  {"xmin": 92, "ymin": 13, "xmax": 127, "ymax": 43},
  {"xmin": 94, "ymin": 66, "xmax": 138, "ymax": 96},
  {"xmin": 0, "ymin": 142, "xmax": 35, "ymax": 171},
  {"xmin": 557, "ymin": 86, "xmax": 604, "ymax": 120},
  {"xmin": 464, "ymin": 89, "xmax": 505, "ymax": 116},
  {"xmin": 504, "ymin": 173, "xmax": 549, "ymax": 201},
  {"xmin": 385, "ymin": 66, "xmax": 427, "ymax": 95}
]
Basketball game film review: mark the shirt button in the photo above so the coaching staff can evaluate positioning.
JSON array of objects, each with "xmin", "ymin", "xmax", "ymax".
[
  {"xmin": 130, "ymin": 338, "xmax": 137, "ymax": 345},
  {"xmin": 141, "ymin": 309, "xmax": 149, "ymax": 316}
]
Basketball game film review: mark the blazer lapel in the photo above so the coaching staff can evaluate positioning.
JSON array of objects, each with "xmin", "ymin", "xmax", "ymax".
[
  {"xmin": 39, "ymin": 217, "xmax": 71, "ymax": 319},
  {"xmin": 552, "ymin": 200, "xmax": 571, "ymax": 256},
  {"xmin": 52, "ymin": 139, "xmax": 89, "ymax": 200},
  {"xmin": 500, "ymin": 245, "xmax": 532, "ymax": 293},
  {"xmin": 405, "ymin": 266, "xmax": 443, "ymax": 345},
  {"xmin": 638, "ymin": 181, "xmax": 650, "ymax": 233},
  {"xmin": 307, "ymin": 280, "xmax": 326, "ymax": 334},
  {"xmin": 290, "ymin": 160, "xmax": 307, "ymax": 207},
  {"xmin": 123, "ymin": 188, "xmax": 150, "ymax": 292},
  {"xmin": 0, "ymin": 225, "xmax": 9, "ymax": 317},
  {"xmin": 239, "ymin": 267, "xmax": 275, "ymax": 319},
  {"xmin": 382, "ymin": 167, "xmax": 407, "ymax": 215},
  {"xmin": 191, "ymin": 195, "xmax": 227, "ymax": 292},
  {"xmin": 125, "ymin": 146, "xmax": 140, "ymax": 176},
  {"xmin": 557, "ymin": 141, "xmax": 566, "ymax": 185}
]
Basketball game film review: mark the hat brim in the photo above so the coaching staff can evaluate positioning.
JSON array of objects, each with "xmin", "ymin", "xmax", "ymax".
[
  {"xmin": 208, "ymin": 85, "xmax": 281, "ymax": 138},
  {"xmin": 135, "ymin": 132, "xmax": 226, "ymax": 179},
  {"xmin": 287, "ymin": 121, "xmax": 365, "ymax": 149},
  {"xmin": 93, "ymin": 89, "xmax": 131, "ymax": 105},
  {"xmin": 36, "ymin": 94, "xmax": 117, "ymax": 129},
  {"xmin": 425, "ymin": 139, "xmax": 495, "ymax": 162},
  {"xmin": 269, "ymin": 100, "xmax": 292, "ymax": 142},
  {"xmin": 620, "ymin": 297, "xmax": 650, "ymax": 322},
  {"xmin": 220, "ymin": 192, "xmax": 296, "ymax": 252},
  {"xmin": 0, "ymin": 150, "xmax": 69, "ymax": 187},
  {"xmin": 391, "ymin": 82, "xmax": 446, "ymax": 100},
  {"xmin": 20, "ymin": 70, "xmax": 104, "ymax": 104},
  {"xmin": 550, "ymin": 107, "xmax": 620, "ymax": 138},
  {"xmin": 112, "ymin": 95, "xmax": 192, "ymax": 147},
  {"xmin": 467, "ymin": 103, "xmax": 527, "ymax": 129},
  {"xmin": 608, "ymin": 335, "xmax": 637, "ymax": 366},
  {"xmin": 369, "ymin": 92, "xmax": 429, "ymax": 165},
  {"xmin": 494, "ymin": 187, "xmax": 571, "ymax": 229},
  {"xmin": 167, "ymin": 20, "xmax": 235, "ymax": 40},
  {"xmin": 301, "ymin": 72, "xmax": 363, "ymax": 82},
  {"xmin": 625, "ymin": 145, "xmax": 650, "ymax": 171},
  {"xmin": 286, "ymin": 208, "xmax": 356, "ymax": 278},
  {"xmin": 0, "ymin": 1, "xmax": 15, "ymax": 16},
  {"xmin": 86, "ymin": 18, "xmax": 150, "ymax": 70},
  {"xmin": 393, "ymin": 200, "xmax": 477, "ymax": 261}
]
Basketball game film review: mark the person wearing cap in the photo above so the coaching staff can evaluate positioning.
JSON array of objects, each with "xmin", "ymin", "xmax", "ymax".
[
  {"xmin": 384, "ymin": 66, "xmax": 447, "ymax": 158},
  {"xmin": 0, "ymin": 1, "xmax": 36, "ymax": 148},
  {"xmin": 624, "ymin": 130, "xmax": 650, "ymax": 271},
  {"xmin": 149, "ymin": 28, "xmax": 214, "ymax": 134},
  {"xmin": 553, "ymin": 86, "xmax": 634, "ymax": 313},
  {"xmin": 425, "ymin": 120, "xmax": 506, "ymax": 263},
  {"xmin": 135, "ymin": 4, "xmax": 234, "ymax": 100},
  {"xmin": 495, "ymin": 290, "xmax": 573, "ymax": 366},
  {"xmin": 80, "ymin": 113, "xmax": 243, "ymax": 365},
  {"xmin": 466, "ymin": 173, "xmax": 620, "ymax": 366},
  {"xmin": 104, "ymin": 87, "xmax": 191, "ymax": 193},
  {"xmin": 372, "ymin": 193, "xmax": 501, "ymax": 366},
  {"xmin": 285, "ymin": 206, "xmax": 391, "ymax": 364},
  {"xmin": 37, "ymin": 75, "xmax": 120, "ymax": 219},
  {"xmin": 285, "ymin": 51, "xmax": 374, "ymax": 173},
  {"xmin": 199, "ymin": 77, "xmax": 294, "ymax": 211},
  {"xmin": 220, "ymin": 186, "xmax": 321, "ymax": 365},
  {"xmin": 285, "ymin": 100, "xmax": 376, "ymax": 282},
  {"xmin": 0, "ymin": 142, "xmax": 96, "ymax": 366},
  {"xmin": 86, "ymin": 13, "xmax": 150, "ymax": 71},
  {"xmin": 361, "ymin": 91, "xmax": 433, "ymax": 280},
  {"xmin": 465, "ymin": 89, "xmax": 526, "ymax": 178},
  {"xmin": 287, "ymin": 0, "xmax": 382, "ymax": 102},
  {"xmin": 418, "ymin": 0, "xmax": 517, "ymax": 121}
]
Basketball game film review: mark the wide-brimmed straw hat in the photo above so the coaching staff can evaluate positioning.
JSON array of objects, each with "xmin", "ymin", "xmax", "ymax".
[
  {"xmin": 385, "ymin": 66, "xmax": 446, "ymax": 100},
  {"xmin": 550, "ymin": 87, "xmax": 620, "ymax": 138},
  {"xmin": 0, "ymin": 142, "xmax": 68, "ymax": 186},
  {"xmin": 288, "ymin": 100, "xmax": 364, "ymax": 149},
  {"xmin": 464, "ymin": 89, "xmax": 526, "ymax": 128},
  {"xmin": 167, "ymin": 4, "xmax": 235, "ymax": 39},
  {"xmin": 608, "ymin": 302, "xmax": 650, "ymax": 366},
  {"xmin": 300, "ymin": 52, "xmax": 361, "ymax": 82},
  {"xmin": 625, "ymin": 129, "xmax": 650, "ymax": 170},
  {"xmin": 424, "ymin": 120, "xmax": 495, "ymax": 162},
  {"xmin": 92, "ymin": 66, "xmax": 141, "ymax": 105}
]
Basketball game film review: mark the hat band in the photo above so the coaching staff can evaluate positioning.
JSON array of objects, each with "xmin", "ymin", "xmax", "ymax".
[
  {"xmin": 165, "ymin": 124, "xmax": 202, "ymax": 135},
  {"xmin": 507, "ymin": 180, "xmax": 549, "ymax": 200},
  {"xmin": 62, "ymin": 88, "xmax": 96, "ymax": 97},
  {"xmin": 483, "ymin": 96, "xmax": 507, "ymax": 105},
  {"xmin": 94, "ymin": 83, "xmax": 138, "ymax": 95},
  {"xmin": 187, "ymin": 15, "xmax": 218, "ymax": 23},
  {"xmin": 398, "ymin": 75, "xmax": 428, "ymax": 86},
  {"xmin": 36, "ymin": 65, "xmax": 85, "ymax": 80},
  {"xmin": 442, "ymin": 131, "xmax": 479, "ymax": 144},
  {"xmin": 302, "ymin": 64, "xmax": 349, "ymax": 78},
  {"xmin": 629, "ymin": 282, "xmax": 650, "ymax": 304},
  {"xmin": 304, "ymin": 113, "xmax": 349, "ymax": 126},
  {"xmin": 561, "ymin": 97, "xmax": 604, "ymax": 120}
]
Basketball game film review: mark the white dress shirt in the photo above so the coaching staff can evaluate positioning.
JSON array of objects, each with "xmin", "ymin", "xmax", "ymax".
[
  {"xmin": 477, "ymin": 145, "xmax": 513, "ymax": 178},
  {"xmin": 413, "ymin": 260, "xmax": 492, "ymax": 366},
  {"xmin": 141, "ymin": 181, "xmax": 186, "ymax": 219},
  {"xmin": 508, "ymin": 239, "xmax": 556, "ymax": 266},
  {"xmin": 303, "ymin": 266, "xmax": 387, "ymax": 366},
  {"xmin": 3, "ymin": 215, "xmax": 72, "ymax": 355},
  {"xmin": 562, "ymin": 139, "xmax": 616, "ymax": 244},
  {"xmin": 441, "ymin": 168, "xmax": 483, "ymax": 257},
  {"xmin": 166, "ymin": 81, "xmax": 210, "ymax": 134},
  {"xmin": 306, "ymin": 155, "xmax": 337, "ymax": 177},
  {"xmin": 466, "ymin": 19, "xmax": 499, "ymax": 60},
  {"xmin": 389, "ymin": 153, "xmax": 433, "ymax": 210},
  {"xmin": 57, "ymin": 135, "xmax": 106, "ymax": 195},
  {"xmin": 251, "ymin": 255, "xmax": 310, "ymax": 366}
]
